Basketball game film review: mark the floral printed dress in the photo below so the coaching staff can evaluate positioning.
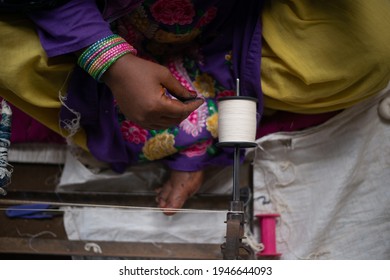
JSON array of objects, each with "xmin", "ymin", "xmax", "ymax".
[
  {"xmin": 59, "ymin": 0, "xmax": 262, "ymax": 172},
  {"xmin": 112, "ymin": 0, "xmax": 239, "ymax": 171}
]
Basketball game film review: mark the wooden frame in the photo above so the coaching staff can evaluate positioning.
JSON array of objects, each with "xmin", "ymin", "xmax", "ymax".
[{"xmin": 0, "ymin": 162, "xmax": 255, "ymax": 259}]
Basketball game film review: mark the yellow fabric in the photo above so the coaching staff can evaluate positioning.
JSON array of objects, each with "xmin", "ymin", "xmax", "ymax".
[
  {"xmin": 261, "ymin": 0, "xmax": 390, "ymax": 113},
  {"xmin": 1, "ymin": 1, "xmax": 390, "ymax": 142},
  {"xmin": 0, "ymin": 14, "xmax": 87, "ymax": 149}
]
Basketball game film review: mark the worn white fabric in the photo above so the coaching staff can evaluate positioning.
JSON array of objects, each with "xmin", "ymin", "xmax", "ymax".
[
  {"xmin": 63, "ymin": 207, "xmax": 227, "ymax": 245},
  {"xmin": 59, "ymin": 149, "xmax": 234, "ymax": 246},
  {"xmin": 58, "ymin": 152, "xmax": 168, "ymax": 194},
  {"xmin": 61, "ymin": 82, "xmax": 390, "ymax": 259},
  {"xmin": 57, "ymin": 149, "xmax": 234, "ymax": 195},
  {"xmin": 250, "ymin": 82, "xmax": 390, "ymax": 259}
]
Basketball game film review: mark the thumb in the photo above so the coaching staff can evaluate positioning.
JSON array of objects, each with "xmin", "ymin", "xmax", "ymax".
[{"xmin": 161, "ymin": 71, "xmax": 197, "ymax": 101}]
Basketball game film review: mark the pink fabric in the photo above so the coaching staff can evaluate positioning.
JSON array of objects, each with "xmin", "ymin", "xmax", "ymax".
[{"xmin": 6, "ymin": 102, "xmax": 65, "ymax": 144}]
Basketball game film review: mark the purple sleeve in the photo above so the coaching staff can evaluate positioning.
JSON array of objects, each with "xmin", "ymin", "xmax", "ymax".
[{"xmin": 28, "ymin": 0, "xmax": 113, "ymax": 57}]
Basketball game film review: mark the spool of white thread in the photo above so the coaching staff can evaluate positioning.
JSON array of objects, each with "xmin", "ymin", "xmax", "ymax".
[{"xmin": 217, "ymin": 96, "xmax": 258, "ymax": 147}]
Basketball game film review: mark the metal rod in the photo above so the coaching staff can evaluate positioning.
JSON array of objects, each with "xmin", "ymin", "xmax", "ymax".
[
  {"xmin": 232, "ymin": 145, "xmax": 240, "ymax": 201},
  {"xmin": 0, "ymin": 190, "xmax": 232, "ymax": 211},
  {"xmin": 0, "ymin": 198, "xmax": 229, "ymax": 214},
  {"xmin": 236, "ymin": 78, "xmax": 240, "ymax": 96},
  {"xmin": 232, "ymin": 78, "xmax": 241, "ymax": 201}
]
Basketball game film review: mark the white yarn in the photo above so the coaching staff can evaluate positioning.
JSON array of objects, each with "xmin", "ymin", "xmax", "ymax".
[
  {"xmin": 84, "ymin": 242, "xmax": 103, "ymax": 254},
  {"xmin": 218, "ymin": 98, "xmax": 257, "ymax": 144}
]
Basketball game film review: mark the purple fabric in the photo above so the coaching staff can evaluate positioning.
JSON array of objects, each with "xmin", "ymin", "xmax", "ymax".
[
  {"xmin": 29, "ymin": 0, "xmax": 264, "ymax": 172},
  {"xmin": 199, "ymin": 1, "xmax": 263, "ymax": 116},
  {"xmin": 63, "ymin": 68, "xmax": 136, "ymax": 172},
  {"xmin": 28, "ymin": 0, "xmax": 113, "ymax": 57},
  {"xmin": 28, "ymin": 0, "xmax": 144, "ymax": 57},
  {"xmin": 27, "ymin": 0, "xmax": 337, "ymax": 172}
]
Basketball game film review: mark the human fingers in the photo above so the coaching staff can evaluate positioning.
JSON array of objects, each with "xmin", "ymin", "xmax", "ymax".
[
  {"xmin": 125, "ymin": 97, "xmax": 203, "ymax": 130},
  {"xmin": 160, "ymin": 95, "xmax": 204, "ymax": 119},
  {"xmin": 160, "ymin": 69, "xmax": 198, "ymax": 101}
]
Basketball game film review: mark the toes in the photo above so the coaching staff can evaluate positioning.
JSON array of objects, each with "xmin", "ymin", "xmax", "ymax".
[
  {"xmin": 156, "ymin": 182, "xmax": 172, "ymax": 208},
  {"xmin": 161, "ymin": 182, "xmax": 191, "ymax": 215},
  {"xmin": 156, "ymin": 170, "xmax": 205, "ymax": 215},
  {"xmin": 157, "ymin": 183, "xmax": 189, "ymax": 215},
  {"xmin": 154, "ymin": 187, "xmax": 162, "ymax": 204},
  {"xmin": 162, "ymin": 194, "xmax": 188, "ymax": 216}
]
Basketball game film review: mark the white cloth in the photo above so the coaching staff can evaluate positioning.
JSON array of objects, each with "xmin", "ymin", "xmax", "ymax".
[
  {"xmin": 58, "ymin": 149, "xmax": 234, "ymax": 195},
  {"xmin": 59, "ymin": 150, "xmax": 234, "ymax": 246},
  {"xmin": 63, "ymin": 207, "xmax": 227, "ymax": 245},
  {"xmin": 250, "ymin": 82, "xmax": 390, "ymax": 259},
  {"xmin": 60, "ymin": 83, "xmax": 390, "ymax": 259}
]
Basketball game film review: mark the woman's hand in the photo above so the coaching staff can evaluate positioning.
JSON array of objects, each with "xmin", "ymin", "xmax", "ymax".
[{"xmin": 102, "ymin": 53, "xmax": 203, "ymax": 130}]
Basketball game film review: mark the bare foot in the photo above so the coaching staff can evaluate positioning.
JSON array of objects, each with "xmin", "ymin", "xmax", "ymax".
[{"xmin": 155, "ymin": 170, "xmax": 204, "ymax": 215}]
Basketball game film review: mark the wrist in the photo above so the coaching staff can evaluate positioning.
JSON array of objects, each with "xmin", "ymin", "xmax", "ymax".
[{"xmin": 77, "ymin": 34, "xmax": 137, "ymax": 82}]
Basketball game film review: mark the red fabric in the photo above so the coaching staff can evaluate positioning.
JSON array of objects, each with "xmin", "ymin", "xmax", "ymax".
[{"xmin": 257, "ymin": 110, "xmax": 341, "ymax": 139}]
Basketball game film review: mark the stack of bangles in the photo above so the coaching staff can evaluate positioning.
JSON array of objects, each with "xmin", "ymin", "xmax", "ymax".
[{"xmin": 77, "ymin": 34, "xmax": 137, "ymax": 81}]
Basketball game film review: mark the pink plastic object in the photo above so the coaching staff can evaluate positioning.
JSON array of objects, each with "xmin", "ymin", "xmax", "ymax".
[{"xmin": 256, "ymin": 213, "xmax": 282, "ymax": 257}]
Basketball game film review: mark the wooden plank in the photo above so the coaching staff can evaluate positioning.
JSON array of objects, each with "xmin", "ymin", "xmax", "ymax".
[
  {"xmin": 0, "ymin": 163, "xmax": 254, "ymax": 259},
  {"xmin": 7, "ymin": 163, "xmax": 61, "ymax": 191},
  {"xmin": 0, "ymin": 237, "xmax": 223, "ymax": 259}
]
